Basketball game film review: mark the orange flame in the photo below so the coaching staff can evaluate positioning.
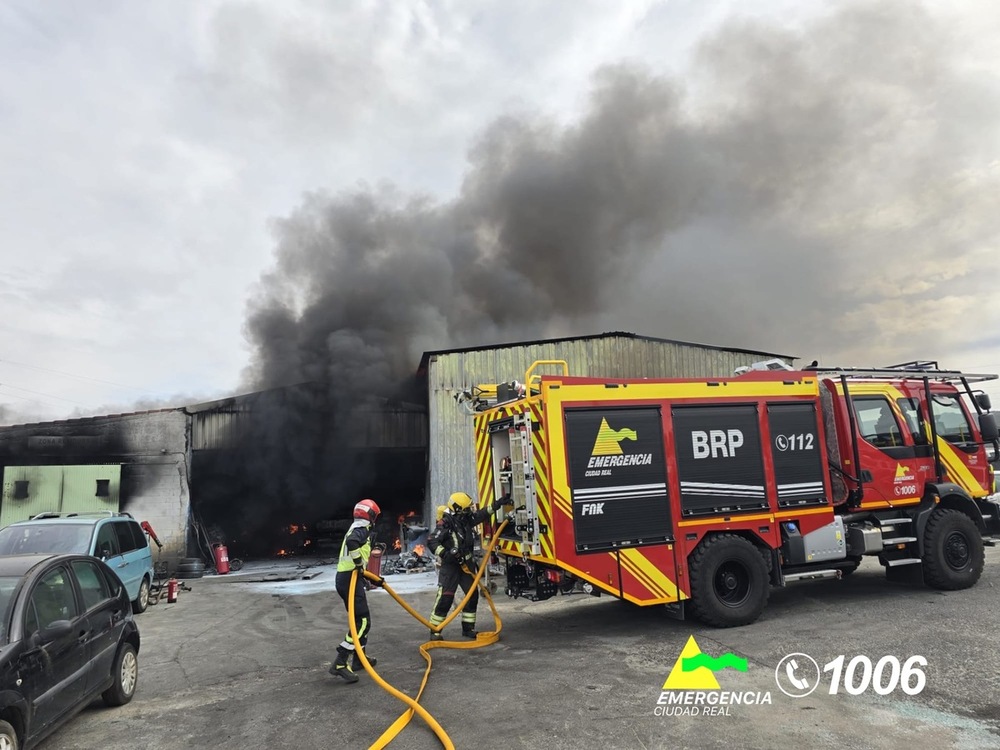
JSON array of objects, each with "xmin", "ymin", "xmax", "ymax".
[
  {"xmin": 288, "ymin": 524, "xmax": 300, "ymax": 534},
  {"xmin": 393, "ymin": 539, "xmax": 401, "ymax": 551},
  {"xmin": 277, "ymin": 549, "xmax": 288, "ymax": 557},
  {"xmin": 413, "ymin": 544, "xmax": 426, "ymax": 556}
]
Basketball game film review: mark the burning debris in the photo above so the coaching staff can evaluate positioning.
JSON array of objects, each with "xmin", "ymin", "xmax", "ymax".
[{"xmin": 380, "ymin": 546, "xmax": 435, "ymax": 576}]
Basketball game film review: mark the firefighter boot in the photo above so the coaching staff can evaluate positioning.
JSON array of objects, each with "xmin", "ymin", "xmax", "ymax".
[
  {"xmin": 462, "ymin": 623, "xmax": 478, "ymax": 639},
  {"xmin": 351, "ymin": 651, "xmax": 377, "ymax": 671},
  {"xmin": 330, "ymin": 647, "xmax": 359, "ymax": 683}
]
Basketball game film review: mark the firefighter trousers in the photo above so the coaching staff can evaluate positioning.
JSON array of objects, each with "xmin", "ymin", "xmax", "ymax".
[
  {"xmin": 429, "ymin": 561, "xmax": 479, "ymax": 629},
  {"xmin": 335, "ymin": 571, "xmax": 371, "ymax": 651}
]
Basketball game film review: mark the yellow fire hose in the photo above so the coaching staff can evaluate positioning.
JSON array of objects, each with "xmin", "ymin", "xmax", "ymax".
[{"xmin": 347, "ymin": 519, "xmax": 510, "ymax": 749}]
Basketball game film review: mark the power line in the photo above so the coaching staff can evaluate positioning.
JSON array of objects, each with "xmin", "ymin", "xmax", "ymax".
[
  {"xmin": 0, "ymin": 358, "xmax": 146, "ymax": 393},
  {"xmin": 0, "ymin": 382, "xmax": 87, "ymax": 405}
]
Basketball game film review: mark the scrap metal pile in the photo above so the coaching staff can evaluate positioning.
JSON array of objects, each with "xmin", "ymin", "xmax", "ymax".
[{"xmin": 379, "ymin": 548, "xmax": 436, "ymax": 575}]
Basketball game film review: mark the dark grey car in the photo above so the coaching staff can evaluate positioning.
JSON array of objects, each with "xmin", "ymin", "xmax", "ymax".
[{"xmin": 0, "ymin": 553, "xmax": 140, "ymax": 749}]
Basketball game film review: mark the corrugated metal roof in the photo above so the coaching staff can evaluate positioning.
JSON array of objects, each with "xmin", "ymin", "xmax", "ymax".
[{"xmin": 417, "ymin": 330, "xmax": 794, "ymax": 372}]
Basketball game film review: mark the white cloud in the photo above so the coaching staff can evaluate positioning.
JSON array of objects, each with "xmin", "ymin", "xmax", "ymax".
[{"xmin": 1, "ymin": 0, "xmax": 999, "ymax": 423}]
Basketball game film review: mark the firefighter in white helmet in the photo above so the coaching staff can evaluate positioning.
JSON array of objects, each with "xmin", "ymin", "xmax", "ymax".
[
  {"xmin": 427, "ymin": 491, "xmax": 507, "ymax": 639},
  {"xmin": 331, "ymin": 498, "xmax": 382, "ymax": 683}
]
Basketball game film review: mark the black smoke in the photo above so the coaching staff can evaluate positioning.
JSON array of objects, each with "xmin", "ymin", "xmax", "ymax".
[
  {"xmin": 220, "ymin": 2, "xmax": 1000, "ymax": 552},
  {"xmin": 244, "ymin": 2, "xmax": 1000, "ymax": 392}
]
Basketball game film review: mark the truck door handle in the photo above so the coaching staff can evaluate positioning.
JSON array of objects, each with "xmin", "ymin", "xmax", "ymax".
[{"xmin": 117, "ymin": 562, "xmax": 127, "ymax": 568}]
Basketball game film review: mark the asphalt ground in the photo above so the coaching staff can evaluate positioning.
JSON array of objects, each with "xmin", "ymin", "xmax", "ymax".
[{"xmin": 37, "ymin": 551, "xmax": 1000, "ymax": 750}]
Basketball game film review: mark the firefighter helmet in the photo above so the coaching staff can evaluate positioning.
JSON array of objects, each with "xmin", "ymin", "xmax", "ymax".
[
  {"xmin": 436, "ymin": 505, "xmax": 448, "ymax": 522},
  {"xmin": 353, "ymin": 499, "xmax": 380, "ymax": 523},
  {"xmin": 448, "ymin": 492, "xmax": 473, "ymax": 513}
]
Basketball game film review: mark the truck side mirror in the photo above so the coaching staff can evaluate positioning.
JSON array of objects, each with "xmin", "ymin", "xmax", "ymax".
[
  {"xmin": 979, "ymin": 412, "xmax": 998, "ymax": 442},
  {"xmin": 976, "ymin": 393, "xmax": 992, "ymax": 411}
]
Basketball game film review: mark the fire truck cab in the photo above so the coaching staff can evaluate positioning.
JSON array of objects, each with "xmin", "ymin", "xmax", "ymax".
[{"xmin": 469, "ymin": 360, "xmax": 1000, "ymax": 627}]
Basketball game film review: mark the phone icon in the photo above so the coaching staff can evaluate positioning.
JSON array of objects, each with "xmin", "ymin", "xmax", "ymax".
[
  {"xmin": 785, "ymin": 659, "xmax": 810, "ymax": 690},
  {"xmin": 775, "ymin": 653, "xmax": 819, "ymax": 697}
]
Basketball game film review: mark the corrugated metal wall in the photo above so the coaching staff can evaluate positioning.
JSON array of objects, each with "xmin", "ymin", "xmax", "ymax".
[
  {"xmin": 427, "ymin": 335, "xmax": 792, "ymax": 517},
  {"xmin": 192, "ymin": 393, "xmax": 426, "ymax": 451}
]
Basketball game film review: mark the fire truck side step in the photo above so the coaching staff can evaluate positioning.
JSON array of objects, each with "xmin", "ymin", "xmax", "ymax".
[
  {"xmin": 878, "ymin": 517, "xmax": 912, "ymax": 527},
  {"xmin": 783, "ymin": 569, "xmax": 842, "ymax": 583},
  {"xmin": 885, "ymin": 557, "xmax": 922, "ymax": 567},
  {"xmin": 883, "ymin": 536, "xmax": 918, "ymax": 545}
]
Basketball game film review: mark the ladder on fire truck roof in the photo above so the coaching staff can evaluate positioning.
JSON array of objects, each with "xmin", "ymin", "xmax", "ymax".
[
  {"xmin": 737, "ymin": 358, "xmax": 997, "ymax": 384},
  {"xmin": 809, "ymin": 363, "xmax": 998, "ymax": 384}
]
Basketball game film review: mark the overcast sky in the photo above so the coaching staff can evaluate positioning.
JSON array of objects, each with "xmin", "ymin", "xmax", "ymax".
[{"xmin": 2, "ymin": 0, "xmax": 1000, "ymax": 424}]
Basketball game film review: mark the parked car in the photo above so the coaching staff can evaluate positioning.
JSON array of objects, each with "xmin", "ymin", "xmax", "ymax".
[
  {"xmin": 0, "ymin": 513, "xmax": 155, "ymax": 614},
  {"xmin": 0, "ymin": 553, "xmax": 140, "ymax": 749}
]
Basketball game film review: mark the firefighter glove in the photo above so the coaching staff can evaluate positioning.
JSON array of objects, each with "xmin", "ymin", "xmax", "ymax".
[
  {"xmin": 372, "ymin": 576, "xmax": 386, "ymax": 588},
  {"xmin": 354, "ymin": 560, "xmax": 365, "ymax": 571},
  {"xmin": 492, "ymin": 494, "xmax": 510, "ymax": 512}
]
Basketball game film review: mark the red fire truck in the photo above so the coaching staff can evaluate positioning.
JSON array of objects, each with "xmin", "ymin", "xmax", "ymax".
[{"xmin": 466, "ymin": 359, "xmax": 1000, "ymax": 627}]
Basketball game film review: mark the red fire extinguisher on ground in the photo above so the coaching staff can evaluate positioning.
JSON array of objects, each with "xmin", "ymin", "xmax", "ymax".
[
  {"xmin": 166, "ymin": 577, "xmax": 179, "ymax": 603},
  {"xmin": 213, "ymin": 544, "xmax": 230, "ymax": 575}
]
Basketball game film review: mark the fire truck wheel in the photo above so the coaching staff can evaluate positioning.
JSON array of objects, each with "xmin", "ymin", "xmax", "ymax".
[
  {"xmin": 840, "ymin": 558, "xmax": 862, "ymax": 577},
  {"xmin": 688, "ymin": 534, "xmax": 770, "ymax": 628},
  {"xmin": 921, "ymin": 508, "xmax": 984, "ymax": 590}
]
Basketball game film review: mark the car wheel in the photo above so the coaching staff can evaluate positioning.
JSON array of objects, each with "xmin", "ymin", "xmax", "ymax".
[
  {"xmin": 132, "ymin": 577, "xmax": 150, "ymax": 614},
  {"xmin": 102, "ymin": 642, "xmax": 139, "ymax": 707},
  {"xmin": 0, "ymin": 719, "xmax": 18, "ymax": 750}
]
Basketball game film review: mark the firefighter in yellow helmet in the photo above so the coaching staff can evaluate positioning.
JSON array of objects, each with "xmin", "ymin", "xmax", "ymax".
[{"xmin": 427, "ymin": 490, "xmax": 507, "ymax": 639}]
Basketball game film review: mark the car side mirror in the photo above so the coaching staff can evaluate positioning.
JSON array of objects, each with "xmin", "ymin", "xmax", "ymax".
[
  {"xmin": 977, "ymin": 393, "xmax": 992, "ymax": 411},
  {"xmin": 37, "ymin": 620, "xmax": 73, "ymax": 644},
  {"xmin": 979, "ymin": 412, "xmax": 999, "ymax": 442}
]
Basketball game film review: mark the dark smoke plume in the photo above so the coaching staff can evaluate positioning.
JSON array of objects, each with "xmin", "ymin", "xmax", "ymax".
[
  {"xmin": 224, "ymin": 1, "xmax": 1000, "ymax": 548},
  {"xmin": 244, "ymin": 1, "xmax": 1000, "ymax": 391}
]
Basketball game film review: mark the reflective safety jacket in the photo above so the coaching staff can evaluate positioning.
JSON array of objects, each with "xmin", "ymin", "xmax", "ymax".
[{"xmin": 337, "ymin": 520, "xmax": 373, "ymax": 573}]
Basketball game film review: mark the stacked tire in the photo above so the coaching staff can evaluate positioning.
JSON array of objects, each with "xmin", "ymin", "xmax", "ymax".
[{"xmin": 176, "ymin": 557, "xmax": 206, "ymax": 579}]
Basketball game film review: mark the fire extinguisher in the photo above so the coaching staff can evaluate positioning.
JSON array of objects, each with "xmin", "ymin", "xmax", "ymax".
[
  {"xmin": 166, "ymin": 577, "xmax": 179, "ymax": 603},
  {"xmin": 213, "ymin": 544, "xmax": 230, "ymax": 575}
]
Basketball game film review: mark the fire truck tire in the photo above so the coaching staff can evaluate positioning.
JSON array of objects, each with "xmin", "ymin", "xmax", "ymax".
[
  {"xmin": 840, "ymin": 558, "xmax": 862, "ymax": 577},
  {"xmin": 688, "ymin": 534, "xmax": 770, "ymax": 628},
  {"xmin": 921, "ymin": 508, "xmax": 984, "ymax": 590}
]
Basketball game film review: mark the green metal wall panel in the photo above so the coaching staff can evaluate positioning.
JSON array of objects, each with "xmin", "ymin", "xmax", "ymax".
[
  {"xmin": 1, "ymin": 466, "xmax": 63, "ymax": 526},
  {"xmin": 61, "ymin": 465, "xmax": 121, "ymax": 515},
  {"xmin": 1, "ymin": 465, "xmax": 121, "ymax": 526}
]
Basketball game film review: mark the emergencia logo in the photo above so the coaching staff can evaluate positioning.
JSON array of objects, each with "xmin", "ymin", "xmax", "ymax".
[
  {"xmin": 655, "ymin": 636, "xmax": 771, "ymax": 717},
  {"xmin": 591, "ymin": 418, "xmax": 637, "ymax": 456}
]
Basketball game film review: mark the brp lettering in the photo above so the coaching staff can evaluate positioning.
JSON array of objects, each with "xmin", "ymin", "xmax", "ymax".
[
  {"xmin": 692, "ymin": 429, "xmax": 744, "ymax": 459},
  {"xmin": 580, "ymin": 502, "xmax": 605, "ymax": 516}
]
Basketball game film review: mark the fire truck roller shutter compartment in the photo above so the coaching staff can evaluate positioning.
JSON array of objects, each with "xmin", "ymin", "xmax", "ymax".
[
  {"xmin": 767, "ymin": 402, "xmax": 828, "ymax": 509},
  {"xmin": 564, "ymin": 407, "xmax": 672, "ymax": 553},
  {"xmin": 672, "ymin": 404, "xmax": 768, "ymax": 517}
]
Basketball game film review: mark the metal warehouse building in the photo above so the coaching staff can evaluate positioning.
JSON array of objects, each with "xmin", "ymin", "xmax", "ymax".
[
  {"xmin": 419, "ymin": 332, "xmax": 793, "ymax": 522},
  {"xmin": 0, "ymin": 332, "xmax": 791, "ymax": 561}
]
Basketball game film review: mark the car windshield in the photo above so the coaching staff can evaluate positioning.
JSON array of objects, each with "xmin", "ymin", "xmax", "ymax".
[
  {"xmin": 0, "ymin": 576, "xmax": 20, "ymax": 643},
  {"xmin": 0, "ymin": 524, "xmax": 93, "ymax": 555}
]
